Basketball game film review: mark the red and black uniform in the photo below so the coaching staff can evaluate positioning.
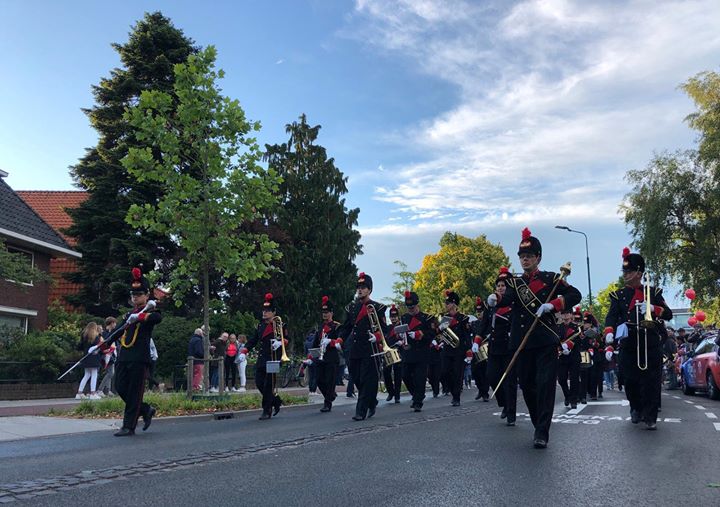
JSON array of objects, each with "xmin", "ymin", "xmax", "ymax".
[
  {"xmin": 383, "ymin": 306, "xmax": 403, "ymax": 403},
  {"xmin": 427, "ymin": 335, "xmax": 442, "ymax": 398},
  {"xmin": 470, "ymin": 303, "xmax": 490, "ymax": 401},
  {"xmin": 557, "ymin": 319, "xmax": 580, "ymax": 407},
  {"xmin": 400, "ymin": 308, "xmax": 436, "ymax": 410},
  {"xmin": 439, "ymin": 294, "xmax": 472, "ymax": 406},
  {"xmin": 244, "ymin": 313, "xmax": 289, "ymax": 419},
  {"xmin": 586, "ymin": 328, "xmax": 604, "ymax": 400},
  {"xmin": 605, "ymin": 250, "xmax": 672, "ymax": 427},
  {"xmin": 485, "ymin": 303, "xmax": 517, "ymax": 423},
  {"xmin": 312, "ymin": 318, "xmax": 342, "ymax": 409}
]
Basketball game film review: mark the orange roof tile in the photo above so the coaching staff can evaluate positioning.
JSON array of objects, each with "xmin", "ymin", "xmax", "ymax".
[{"xmin": 16, "ymin": 191, "xmax": 88, "ymax": 246}]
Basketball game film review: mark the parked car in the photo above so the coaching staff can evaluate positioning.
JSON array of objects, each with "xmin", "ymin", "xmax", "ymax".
[{"xmin": 680, "ymin": 332, "xmax": 720, "ymax": 399}]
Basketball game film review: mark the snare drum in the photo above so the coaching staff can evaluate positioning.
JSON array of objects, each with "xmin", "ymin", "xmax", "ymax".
[
  {"xmin": 580, "ymin": 351, "xmax": 592, "ymax": 368},
  {"xmin": 476, "ymin": 342, "xmax": 489, "ymax": 362}
]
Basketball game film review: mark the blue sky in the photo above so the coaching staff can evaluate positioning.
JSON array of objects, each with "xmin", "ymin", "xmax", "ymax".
[{"xmin": 2, "ymin": 0, "xmax": 718, "ymax": 309}]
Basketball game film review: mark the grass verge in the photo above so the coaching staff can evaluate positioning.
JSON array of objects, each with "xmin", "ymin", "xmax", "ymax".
[{"xmin": 47, "ymin": 393, "xmax": 309, "ymax": 418}]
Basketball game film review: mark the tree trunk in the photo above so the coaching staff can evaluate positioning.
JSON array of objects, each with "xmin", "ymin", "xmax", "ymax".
[{"xmin": 202, "ymin": 265, "xmax": 210, "ymax": 393}]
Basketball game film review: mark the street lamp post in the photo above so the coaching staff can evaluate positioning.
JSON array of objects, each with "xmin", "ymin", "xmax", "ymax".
[{"xmin": 555, "ymin": 225, "xmax": 593, "ymax": 309}]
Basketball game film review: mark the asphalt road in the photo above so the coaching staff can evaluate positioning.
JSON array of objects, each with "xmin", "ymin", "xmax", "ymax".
[{"xmin": 1, "ymin": 387, "xmax": 719, "ymax": 506}]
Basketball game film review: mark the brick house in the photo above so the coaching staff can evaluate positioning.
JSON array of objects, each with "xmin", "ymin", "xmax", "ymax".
[
  {"xmin": 0, "ymin": 171, "xmax": 81, "ymax": 332},
  {"xmin": 16, "ymin": 190, "xmax": 88, "ymax": 313}
]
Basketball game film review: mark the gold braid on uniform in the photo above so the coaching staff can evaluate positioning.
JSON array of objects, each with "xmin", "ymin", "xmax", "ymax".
[{"xmin": 120, "ymin": 324, "xmax": 141, "ymax": 349}]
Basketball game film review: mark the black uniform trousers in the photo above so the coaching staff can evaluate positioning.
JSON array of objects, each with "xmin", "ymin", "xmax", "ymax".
[
  {"xmin": 487, "ymin": 354, "xmax": 517, "ymax": 421},
  {"xmin": 620, "ymin": 345, "xmax": 662, "ymax": 424},
  {"xmin": 588, "ymin": 362, "xmax": 604, "ymax": 399},
  {"xmin": 254, "ymin": 365, "xmax": 281, "ymax": 415},
  {"xmin": 348, "ymin": 357, "xmax": 379, "ymax": 418},
  {"xmin": 557, "ymin": 357, "xmax": 580, "ymax": 404},
  {"xmin": 441, "ymin": 355, "xmax": 465, "ymax": 403},
  {"xmin": 402, "ymin": 361, "xmax": 428, "ymax": 407},
  {"xmin": 517, "ymin": 344, "xmax": 558, "ymax": 442},
  {"xmin": 115, "ymin": 362, "xmax": 151, "ymax": 431},
  {"xmin": 427, "ymin": 362, "xmax": 441, "ymax": 397},
  {"xmin": 579, "ymin": 367, "xmax": 590, "ymax": 401},
  {"xmin": 317, "ymin": 361, "xmax": 338, "ymax": 406},
  {"xmin": 383, "ymin": 362, "xmax": 403, "ymax": 400},
  {"xmin": 471, "ymin": 360, "xmax": 489, "ymax": 398}
]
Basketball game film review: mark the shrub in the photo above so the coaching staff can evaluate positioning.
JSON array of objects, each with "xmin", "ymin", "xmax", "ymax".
[{"xmin": 3, "ymin": 332, "xmax": 67, "ymax": 382}]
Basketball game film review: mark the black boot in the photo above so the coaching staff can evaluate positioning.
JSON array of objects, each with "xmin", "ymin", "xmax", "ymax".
[
  {"xmin": 272, "ymin": 397, "xmax": 282, "ymax": 416},
  {"xmin": 475, "ymin": 392, "xmax": 482, "ymax": 400},
  {"xmin": 500, "ymin": 407, "xmax": 507, "ymax": 419},
  {"xmin": 630, "ymin": 410, "xmax": 640, "ymax": 424},
  {"xmin": 259, "ymin": 411, "xmax": 271, "ymax": 420},
  {"xmin": 114, "ymin": 427, "xmax": 135, "ymax": 437},
  {"xmin": 142, "ymin": 407, "xmax": 156, "ymax": 431},
  {"xmin": 368, "ymin": 404, "xmax": 376, "ymax": 418},
  {"xmin": 320, "ymin": 402, "xmax": 331, "ymax": 413},
  {"xmin": 386, "ymin": 393, "xmax": 394, "ymax": 402}
]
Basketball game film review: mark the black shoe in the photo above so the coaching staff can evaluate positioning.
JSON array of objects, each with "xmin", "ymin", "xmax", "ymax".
[
  {"xmin": 320, "ymin": 403, "xmax": 331, "ymax": 413},
  {"xmin": 482, "ymin": 396, "xmax": 489, "ymax": 402},
  {"xmin": 580, "ymin": 398, "xmax": 587, "ymax": 404},
  {"xmin": 414, "ymin": 405, "xmax": 422, "ymax": 412},
  {"xmin": 352, "ymin": 415, "xmax": 365, "ymax": 421},
  {"xmin": 598, "ymin": 393, "xmax": 603, "ymax": 399},
  {"xmin": 368, "ymin": 405, "xmax": 376, "ymax": 418},
  {"xmin": 564, "ymin": 399, "xmax": 570, "ymax": 407},
  {"xmin": 346, "ymin": 393, "xmax": 355, "ymax": 398},
  {"xmin": 657, "ymin": 407, "xmax": 662, "ymax": 413},
  {"xmin": 533, "ymin": 438, "xmax": 547, "ymax": 449},
  {"xmin": 451, "ymin": 400, "xmax": 460, "ymax": 407},
  {"xmin": 259, "ymin": 412, "xmax": 271, "ymax": 420},
  {"xmin": 142, "ymin": 407, "xmax": 156, "ymax": 431},
  {"xmin": 114, "ymin": 427, "xmax": 135, "ymax": 437},
  {"xmin": 590, "ymin": 396, "xmax": 598, "ymax": 401},
  {"xmin": 506, "ymin": 420, "xmax": 516, "ymax": 427},
  {"xmin": 570, "ymin": 403, "xmax": 577, "ymax": 409},
  {"xmin": 443, "ymin": 392, "xmax": 450, "ymax": 396},
  {"xmin": 500, "ymin": 407, "xmax": 507, "ymax": 419},
  {"xmin": 395, "ymin": 399, "xmax": 400, "ymax": 404},
  {"xmin": 475, "ymin": 392, "xmax": 482, "ymax": 400},
  {"xmin": 272, "ymin": 398, "xmax": 282, "ymax": 416},
  {"xmin": 386, "ymin": 393, "xmax": 394, "ymax": 402},
  {"xmin": 631, "ymin": 410, "xmax": 640, "ymax": 424},
  {"xmin": 433, "ymin": 393, "xmax": 439, "ymax": 398},
  {"xmin": 645, "ymin": 421, "xmax": 657, "ymax": 430}
]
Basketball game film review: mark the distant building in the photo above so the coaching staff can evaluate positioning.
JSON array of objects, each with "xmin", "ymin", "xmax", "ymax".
[
  {"xmin": 0, "ymin": 171, "xmax": 81, "ymax": 332},
  {"xmin": 17, "ymin": 190, "xmax": 87, "ymax": 313},
  {"xmin": 667, "ymin": 307, "xmax": 693, "ymax": 330}
]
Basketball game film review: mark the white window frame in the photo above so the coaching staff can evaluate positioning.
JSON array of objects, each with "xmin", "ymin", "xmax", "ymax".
[
  {"xmin": 5, "ymin": 245, "xmax": 35, "ymax": 286},
  {"xmin": 0, "ymin": 305, "xmax": 36, "ymax": 334}
]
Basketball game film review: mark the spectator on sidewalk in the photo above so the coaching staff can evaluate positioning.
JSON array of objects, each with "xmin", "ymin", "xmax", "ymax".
[
  {"xmin": 225, "ymin": 334, "xmax": 239, "ymax": 391},
  {"xmin": 235, "ymin": 334, "xmax": 248, "ymax": 392},
  {"xmin": 76, "ymin": 322, "xmax": 103, "ymax": 400},
  {"xmin": 188, "ymin": 328, "xmax": 205, "ymax": 391},
  {"xmin": 97, "ymin": 317, "xmax": 117, "ymax": 396},
  {"xmin": 209, "ymin": 332, "xmax": 228, "ymax": 392}
]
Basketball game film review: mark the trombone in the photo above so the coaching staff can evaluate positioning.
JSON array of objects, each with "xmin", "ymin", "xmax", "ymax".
[
  {"xmin": 367, "ymin": 304, "xmax": 401, "ymax": 368},
  {"xmin": 271, "ymin": 316, "xmax": 290, "ymax": 394},
  {"xmin": 635, "ymin": 272, "xmax": 655, "ymax": 371}
]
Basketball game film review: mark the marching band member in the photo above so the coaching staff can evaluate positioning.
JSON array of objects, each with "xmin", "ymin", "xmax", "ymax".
[
  {"xmin": 471, "ymin": 297, "xmax": 490, "ymax": 402},
  {"xmin": 584, "ymin": 312, "xmax": 604, "ymax": 401},
  {"xmin": 399, "ymin": 291, "xmax": 436, "ymax": 412},
  {"xmin": 241, "ymin": 293, "xmax": 289, "ymax": 420},
  {"xmin": 94, "ymin": 267, "xmax": 162, "ymax": 436},
  {"xmin": 485, "ymin": 267, "xmax": 518, "ymax": 425},
  {"xmin": 427, "ymin": 332, "xmax": 442, "ymax": 398},
  {"xmin": 440, "ymin": 290, "xmax": 472, "ymax": 407},
  {"xmin": 604, "ymin": 248, "xmax": 672, "ymax": 430},
  {"xmin": 338, "ymin": 272, "xmax": 388, "ymax": 421},
  {"xmin": 488, "ymin": 228, "xmax": 581, "ymax": 448},
  {"xmin": 310, "ymin": 296, "xmax": 342, "ymax": 413},
  {"xmin": 383, "ymin": 305, "xmax": 403, "ymax": 403},
  {"xmin": 557, "ymin": 308, "xmax": 580, "ymax": 409}
]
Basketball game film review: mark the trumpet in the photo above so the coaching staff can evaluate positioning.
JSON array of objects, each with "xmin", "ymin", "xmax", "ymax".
[
  {"xmin": 367, "ymin": 304, "xmax": 401, "ymax": 366},
  {"xmin": 437, "ymin": 316, "xmax": 460, "ymax": 348},
  {"xmin": 634, "ymin": 272, "xmax": 655, "ymax": 371},
  {"xmin": 272, "ymin": 316, "xmax": 290, "ymax": 363}
]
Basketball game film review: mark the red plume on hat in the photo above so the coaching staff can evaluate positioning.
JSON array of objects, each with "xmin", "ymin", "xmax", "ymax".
[
  {"xmin": 476, "ymin": 297, "xmax": 482, "ymax": 305},
  {"xmin": 132, "ymin": 267, "xmax": 142, "ymax": 280},
  {"xmin": 499, "ymin": 266, "xmax": 509, "ymax": 275},
  {"xmin": 322, "ymin": 296, "xmax": 329, "ymax": 305},
  {"xmin": 622, "ymin": 247, "xmax": 630, "ymax": 258},
  {"xmin": 404, "ymin": 290, "xmax": 411, "ymax": 298},
  {"xmin": 265, "ymin": 293, "xmax": 273, "ymax": 301},
  {"xmin": 391, "ymin": 304, "xmax": 397, "ymax": 310},
  {"xmin": 444, "ymin": 290, "xmax": 451, "ymax": 297},
  {"xmin": 522, "ymin": 227, "xmax": 532, "ymax": 240},
  {"xmin": 359, "ymin": 272, "xmax": 365, "ymax": 278}
]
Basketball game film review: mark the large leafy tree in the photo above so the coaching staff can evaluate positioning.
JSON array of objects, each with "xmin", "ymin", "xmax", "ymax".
[
  {"xmin": 259, "ymin": 114, "xmax": 362, "ymax": 343},
  {"xmin": 593, "ymin": 276, "xmax": 624, "ymax": 325},
  {"xmin": 122, "ymin": 45, "xmax": 282, "ymax": 390},
  {"xmin": 623, "ymin": 69, "xmax": 720, "ymax": 305},
  {"xmin": 414, "ymin": 232, "xmax": 509, "ymax": 314},
  {"xmin": 385, "ymin": 260, "xmax": 416, "ymax": 309},
  {"xmin": 66, "ymin": 12, "xmax": 196, "ymax": 315}
]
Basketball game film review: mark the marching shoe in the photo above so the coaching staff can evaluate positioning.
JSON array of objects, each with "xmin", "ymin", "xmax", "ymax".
[
  {"xmin": 533, "ymin": 438, "xmax": 547, "ymax": 449},
  {"xmin": 645, "ymin": 421, "xmax": 657, "ymax": 430},
  {"xmin": 482, "ymin": 396, "xmax": 489, "ymax": 402},
  {"xmin": 259, "ymin": 412, "xmax": 271, "ymax": 420},
  {"xmin": 564, "ymin": 399, "xmax": 570, "ymax": 407},
  {"xmin": 500, "ymin": 408, "xmax": 508, "ymax": 419},
  {"xmin": 590, "ymin": 396, "xmax": 598, "ymax": 401},
  {"xmin": 433, "ymin": 393, "xmax": 439, "ymax": 398},
  {"xmin": 451, "ymin": 400, "xmax": 460, "ymax": 407},
  {"xmin": 142, "ymin": 407, "xmax": 156, "ymax": 431},
  {"xmin": 580, "ymin": 398, "xmax": 587, "ymax": 404},
  {"xmin": 598, "ymin": 393, "xmax": 603, "ymax": 399},
  {"xmin": 395, "ymin": 398, "xmax": 400, "ymax": 404},
  {"xmin": 506, "ymin": 419, "xmax": 515, "ymax": 427},
  {"xmin": 630, "ymin": 410, "xmax": 640, "ymax": 424},
  {"xmin": 114, "ymin": 428, "xmax": 134, "ymax": 437},
  {"xmin": 570, "ymin": 403, "xmax": 577, "ymax": 409},
  {"xmin": 352, "ymin": 415, "xmax": 366, "ymax": 421},
  {"xmin": 272, "ymin": 399, "xmax": 282, "ymax": 416},
  {"xmin": 320, "ymin": 403, "xmax": 331, "ymax": 413},
  {"xmin": 414, "ymin": 405, "xmax": 422, "ymax": 413},
  {"xmin": 386, "ymin": 393, "xmax": 394, "ymax": 402},
  {"xmin": 475, "ymin": 392, "xmax": 482, "ymax": 400},
  {"xmin": 368, "ymin": 405, "xmax": 376, "ymax": 418}
]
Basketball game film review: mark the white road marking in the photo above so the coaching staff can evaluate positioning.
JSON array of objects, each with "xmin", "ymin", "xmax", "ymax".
[
  {"xmin": 714, "ymin": 423, "xmax": 720, "ymax": 432},
  {"xmin": 705, "ymin": 413, "xmax": 717, "ymax": 419},
  {"xmin": 695, "ymin": 405, "xmax": 706, "ymax": 410},
  {"xmin": 685, "ymin": 400, "xmax": 694, "ymax": 404},
  {"xmin": 588, "ymin": 400, "xmax": 629, "ymax": 406},
  {"xmin": 672, "ymin": 396, "xmax": 681, "ymax": 399},
  {"xmin": 566, "ymin": 404, "xmax": 587, "ymax": 415}
]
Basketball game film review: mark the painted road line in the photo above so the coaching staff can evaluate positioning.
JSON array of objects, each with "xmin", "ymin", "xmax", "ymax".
[
  {"xmin": 566, "ymin": 404, "xmax": 588, "ymax": 415},
  {"xmin": 672, "ymin": 396, "xmax": 681, "ymax": 399},
  {"xmin": 714, "ymin": 423, "xmax": 720, "ymax": 432},
  {"xmin": 705, "ymin": 413, "xmax": 717, "ymax": 419},
  {"xmin": 695, "ymin": 405, "xmax": 706, "ymax": 410},
  {"xmin": 588, "ymin": 400, "xmax": 629, "ymax": 406},
  {"xmin": 685, "ymin": 400, "xmax": 694, "ymax": 404}
]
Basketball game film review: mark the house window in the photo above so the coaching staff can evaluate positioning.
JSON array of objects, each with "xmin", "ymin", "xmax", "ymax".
[
  {"xmin": 5, "ymin": 245, "xmax": 34, "ymax": 285},
  {"xmin": 0, "ymin": 313, "xmax": 28, "ymax": 334}
]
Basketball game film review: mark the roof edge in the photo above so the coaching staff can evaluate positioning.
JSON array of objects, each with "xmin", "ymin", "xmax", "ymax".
[{"xmin": 0, "ymin": 227, "xmax": 82, "ymax": 258}]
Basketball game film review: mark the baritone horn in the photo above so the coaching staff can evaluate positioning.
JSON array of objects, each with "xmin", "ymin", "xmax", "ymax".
[
  {"xmin": 367, "ymin": 304, "xmax": 401, "ymax": 366},
  {"xmin": 437, "ymin": 316, "xmax": 460, "ymax": 348}
]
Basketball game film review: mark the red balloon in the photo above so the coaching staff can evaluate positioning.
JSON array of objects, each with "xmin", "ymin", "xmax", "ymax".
[
  {"xmin": 688, "ymin": 317, "xmax": 698, "ymax": 327},
  {"xmin": 695, "ymin": 311, "xmax": 706, "ymax": 322},
  {"xmin": 685, "ymin": 288, "xmax": 696, "ymax": 300}
]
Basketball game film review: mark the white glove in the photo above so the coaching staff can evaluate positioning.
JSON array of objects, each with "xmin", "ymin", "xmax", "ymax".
[
  {"xmin": 320, "ymin": 338, "xmax": 331, "ymax": 347},
  {"xmin": 303, "ymin": 359, "xmax": 313, "ymax": 366},
  {"xmin": 616, "ymin": 323, "xmax": 629, "ymax": 340},
  {"xmin": 535, "ymin": 303, "xmax": 554, "ymax": 317},
  {"xmin": 464, "ymin": 357, "xmax": 472, "ymax": 364},
  {"xmin": 639, "ymin": 302, "xmax": 655, "ymax": 314},
  {"xmin": 368, "ymin": 332, "xmax": 378, "ymax": 344},
  {"xmin": 472, "ymin": 343, "xmax": 479, "ymax": 353},
  {"xmin": 431, "ymin": 340, "xmax": 438, "ymax": 347},
  {"xmin": 561, "ymin": 343, "xmax": 570, "ymax": 354},
  {"xmin": 271, "ymin": 339, "xmax": 282, "ymax": 351},
  {"xmin": 126, "ymin": 313, "xmax": 139, "ymax": 325},
  {"xmin": 237, "ymin": 353, "xmax": 246, "ymax": 363},
  {"xmin": 407, "ymin": 331, "xmax": 416, "ymax": 339},
  {"xmin": 605, "ymin": 333, "xmax": 614, "ymax": 344},
  {"xmin": 88, "ymin": 345, "xmax": 100, "ymax": 355},
  {"xmin": 605, "ymin": 351, "xmax": 613, "ymax": 362},
  {"xmin": 487, "ymin": 294, "xmax": 498, "ymax": 307},
  {"xmin": 562, "ymin": 348, "xmax": 571, "ymax": 356},
  {"xmin": 334, "ymin": 342, "xmax": 342, "ymax": 350},
  {"xmin": 438, "ymin": 342, "xmax": 445, "ymax": 349}
]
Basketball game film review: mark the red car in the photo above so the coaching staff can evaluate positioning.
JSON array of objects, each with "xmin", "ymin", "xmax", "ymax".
[{"xmin": 680, "ymin": 333, "xmax": 720, "ymax": 400}]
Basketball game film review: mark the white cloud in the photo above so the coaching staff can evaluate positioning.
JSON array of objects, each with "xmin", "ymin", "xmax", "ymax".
[
  {"xmin": 275, "ymin": 59, "xmax": 284, "ymax": 65},
  {"xmin": 349, "ymin": 0, "xmax": 720, "ymax": 229}
]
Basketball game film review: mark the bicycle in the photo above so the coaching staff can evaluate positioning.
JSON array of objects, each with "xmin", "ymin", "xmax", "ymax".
[{"xmin": 281, "ymin": 359, "xmax": 306, "ymax": 388}]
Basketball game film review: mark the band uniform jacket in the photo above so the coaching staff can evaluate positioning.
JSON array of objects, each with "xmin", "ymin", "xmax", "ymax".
[
  {"xmin": 482, "ymin": 306, "xmax": 512, "ymax": 356},
  {"xmin": 604, "ymin": 285, "xmax": 672, "ymax": 350},
  {"xmin": 338, "ymin": 299, "xmax": 388, "ymax": 360},
  {"xmin": 399, "ymin": 312, "xmax": 436, "ymax": 364},
  {"xmin": 312, "ymin": 320, "xmax": 341, "ymax": 365},
  {"xmin": 497, "ymin": 270, "xmax": 582, "ymax": 350},
  {"xmin": 246, "ymin": 320, "xmax": 289, "ymax": 367},
  {"xmin": 104, "ymin": 307, "xmax": 162, "ymax": 364},
  {"xmin": 440, "ymin": 312, "xmax": 472, "ymax": 358},
  {"xmin": 558, "ymin": 322, "xmax": 581, "ymax": 364}
]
